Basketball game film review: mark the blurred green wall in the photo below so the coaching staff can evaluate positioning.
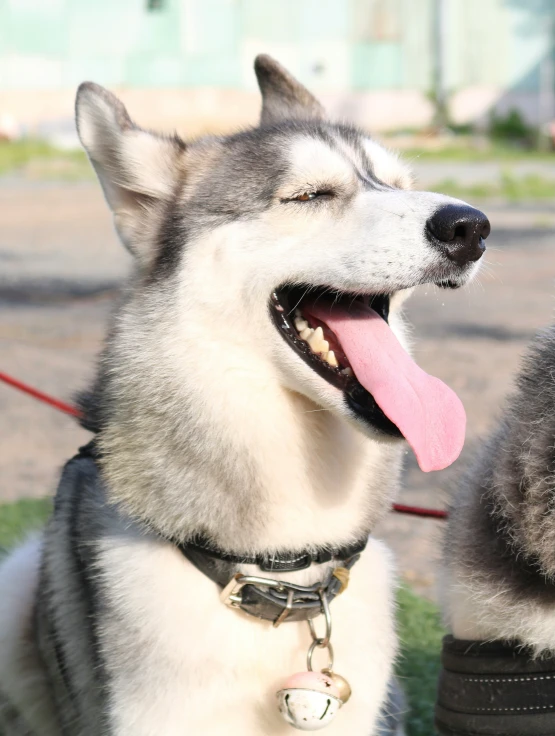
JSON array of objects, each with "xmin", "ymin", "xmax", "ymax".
[{"xmin": 0, "ymin": 0, "xmax": 552, "ymax": 92}]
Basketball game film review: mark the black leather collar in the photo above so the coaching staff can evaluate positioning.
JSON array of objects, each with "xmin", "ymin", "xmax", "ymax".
[
  {"xmin": 178, "ymin": 535, "xmax": 368, "ymax": 573},
  {"xmin": 179, "ymin": 537, "xmax": 366, "ymax": 624}
]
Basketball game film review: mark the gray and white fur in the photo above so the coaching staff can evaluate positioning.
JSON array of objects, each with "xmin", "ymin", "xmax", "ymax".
[
  {"xmin": 442, "ymin": 324, "xmax": 555, "ymax": 654},
  {"xmin": 0, "ymin": 55, "xmax": 481, "ymax": 735}
]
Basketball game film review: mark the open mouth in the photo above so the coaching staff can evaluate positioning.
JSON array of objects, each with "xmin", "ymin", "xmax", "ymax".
[
  {"xmin": 270, "ymin": 284, "xmax": 467, "ymax": 473},
  {"xmin": 271, "ymin": 286, "xmax": 402, "ymax": 438}
]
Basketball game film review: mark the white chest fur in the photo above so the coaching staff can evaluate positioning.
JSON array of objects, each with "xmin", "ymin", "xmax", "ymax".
[{"xmin": 96, "ymin": 532, "xmax": 397, "ymax": 736}]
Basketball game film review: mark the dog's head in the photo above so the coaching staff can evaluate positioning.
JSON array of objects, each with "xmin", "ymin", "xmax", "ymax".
[{"xmin": 76, "ymin": 55, "xmax": 489, "ymax": 473}]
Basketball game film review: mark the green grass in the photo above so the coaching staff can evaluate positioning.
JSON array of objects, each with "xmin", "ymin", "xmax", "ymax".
[
  {"xmin": 0, "ymin": 139, "xmax": 91, "ymax": 179},
  {"xmin": 0, "ymin": 499, "xmax": 444, "ymax": 734},
  {"xmin": 430, "ymin": 171, "xmax": 555, "ymax": 201},
  {"xmin": 397, "ymin": 586, "xmax": 444, "ymax": 735},
  {"xmin": 1, "ymin": 137, "xmax": 554, "ymax": 180},
  {"xmin": 0, "ymin": 498, "xmax": 52, "ymax": 555},
  {"xmin": 398, "ymin": 143, "xmax": 555, "ymax": 163}
]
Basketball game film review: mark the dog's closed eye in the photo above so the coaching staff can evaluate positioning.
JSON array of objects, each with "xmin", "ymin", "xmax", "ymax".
[{"xmin": 283, "ymin": 190, "xmax": 334, "ymax": 203}]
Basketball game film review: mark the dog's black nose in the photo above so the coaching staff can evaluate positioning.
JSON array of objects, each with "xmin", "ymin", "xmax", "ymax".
[{"xmin": 426, "ymin": 204, "xmax": 490, "ymax": 266}]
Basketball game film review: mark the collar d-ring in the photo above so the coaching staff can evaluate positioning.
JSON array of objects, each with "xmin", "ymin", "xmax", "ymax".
[{"xmin": 308, "ymin": 589, "xmax": 332, "ymax": 646}]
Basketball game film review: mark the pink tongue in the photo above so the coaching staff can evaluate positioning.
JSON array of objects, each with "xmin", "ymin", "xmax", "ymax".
[{"xmin": 307, "ymin": 302, "xmax": 466, "ymax": 472}]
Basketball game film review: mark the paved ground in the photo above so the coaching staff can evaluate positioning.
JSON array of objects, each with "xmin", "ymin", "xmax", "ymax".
[{"xmin": 1, "ymin": 171, "xmax": 554, "ymax": 600}]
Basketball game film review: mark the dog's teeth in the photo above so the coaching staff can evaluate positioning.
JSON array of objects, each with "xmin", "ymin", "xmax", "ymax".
[
  {"xmin": 327, "ymin": 351, "xmax": 338, "ymax": 367},
  {"xmin": 341, "ymin": 367, "xmax": 353, "ymax": 376},
  {"xmin": 307, "ymin": 327, "xmax": 324, "ymax": 352},
  {"xmin": 295, "ymin": 309, "xmax": 303, "ymax": 318},
  {"xmin": 298, "ymin": 324, "xmax": 331, "ymax": 356}
]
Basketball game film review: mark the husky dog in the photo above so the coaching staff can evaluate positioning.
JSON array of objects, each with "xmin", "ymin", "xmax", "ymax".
[
  {"xmin": 0, "ymin": 56, "xmax": 488, "ymax": 736},
  {"xmin": 442, "ymin": 324, "xmax": 555, "ymax": 652}
]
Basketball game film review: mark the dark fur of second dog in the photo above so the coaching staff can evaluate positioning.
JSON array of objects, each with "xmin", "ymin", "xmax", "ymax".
[{"xmin": 439, "ymin": 324, "xmax": 555, "ymax": 735}]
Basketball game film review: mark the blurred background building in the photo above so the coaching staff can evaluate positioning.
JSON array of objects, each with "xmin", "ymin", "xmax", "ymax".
[{"xmin": 0, "ymin": 0, "xmax": 554, "ymax": 141}]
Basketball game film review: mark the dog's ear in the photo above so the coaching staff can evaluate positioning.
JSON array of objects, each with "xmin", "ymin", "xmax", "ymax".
[
  {"xmin": 75, "ymin": 82, "xmax": 185, "ymax": 261},
  {"xmin": 254, "ymin": 54, "xmax": 324, "ymax": 126}
]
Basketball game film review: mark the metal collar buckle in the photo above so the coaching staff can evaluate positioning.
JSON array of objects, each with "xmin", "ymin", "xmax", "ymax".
[
  {"xmin": 220, "ymin": 573, "xmax": 276, "ymax": 608},
  {"xmin": 220, "ymin": 573, "xmax": 321, "ymax": 627}
]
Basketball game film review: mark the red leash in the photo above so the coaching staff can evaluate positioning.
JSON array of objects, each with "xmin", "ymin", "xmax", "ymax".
[
  {"xmin": 0, "ymin": 369, "xmax": 448, "ymax": 519},
  {"xmin": 389, "ymin": 503, "xmax": 447, "ymax": 519},
  {"xmin": 0, "ymin": 370, "xmax": 82, "ymax": 419}
]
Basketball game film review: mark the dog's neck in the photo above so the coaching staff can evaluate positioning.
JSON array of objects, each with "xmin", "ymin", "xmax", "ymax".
[
  {"xmin": 99, "ymin": 386, "xmax": 401, "ymax": 554},
  {"xmin": 96, "ymin": 293, "xmax": 403, "ymax": 554}
]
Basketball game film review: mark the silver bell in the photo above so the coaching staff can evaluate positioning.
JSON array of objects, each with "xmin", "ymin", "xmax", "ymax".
[{"xmin": 276, "ymin": 671, "xmax": 342, "ymax": 731}]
